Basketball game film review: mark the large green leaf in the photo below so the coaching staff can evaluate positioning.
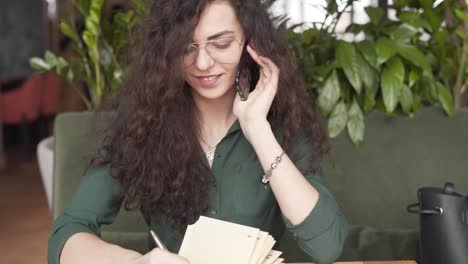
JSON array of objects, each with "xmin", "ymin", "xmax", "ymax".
[
  {"xmin": 82, "ymin": 31, "xmax": 96, "ymax": 51},
  {"xmin": 85, "ymin": 19, "xmax": 99, "ymax": 36},
  {"xmin": 365, "ymin": 7, "xmax": 384, "ymax": 25},
  {"xmin": 90, "ymin": 0, "xmax": 104, "ymax": 19},
  {"xmin": 358, "ymin": 54, "xmax": 379, "ymax": 98},
  {"xmin": 381, "ymin": 57, "xmax": 405, "ymax": 112},
  {"xmin": 398, "ymin": 11, "xmax": 432, "ymax": 31},
  {"xmin": 337, "ymin": 41, "xmax": 362, "ymax": 94},
  {"xmin": 436, "ymin": 82, "xmax": 454, "ymax": 117},
  {"xmin": 60, "ymin": 22, "xmax": 80, "ymax": 42},
  {"xmin": 376, "ymin": 38, "xmax": 397, "ymax": 65},
  {"xmin": 409, "ymin": 68, "xmax": 421, "ymax": 87},
  {"xmin": 45, "ymin": 50, "xmax": 58, "ymax": 66},
  {"xmin": 423, "ymin": 77, "xmax": 439, "ymax": 102},
  {"xmin": 389, "ymin": 24, "xmax": 418, "ymax": 42},
  {"xmin": 421, "ymin": 0, "xmax": 444, "ymax": 32},
  {"xmin": 356, "ymin": 40, "xmax": 378, "ymax": 69},
  {"xmin": 363, "ymin": 93, "xmax": 376, "ymax": 113},
  {"xmin": 328, "ymin": 100, "xmax": 348, "ymax": 138},
  {"xmin": 318, "ymin": 70, "xmax": 341, "ymax": 116},
  {"xmin": 396, "ymin": 43, "xmax": 431, "ymax": 73},
  {"xmin": 75, "ymin": 0, "xmax": 91, "ymax": 15},
  {"xmin": 400, "ymin": 84, "xmax": 414, "ymax": 115},
  {"xmin": 347, "ymin": 99, "xmax": 365, "ymax": 145},
  {"xmin": 397, "ymin": 11, "xmax": 420, "ymax": 22}
]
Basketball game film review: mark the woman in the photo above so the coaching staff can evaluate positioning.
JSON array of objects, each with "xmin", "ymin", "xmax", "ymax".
[{"xmin": 49, "ymin": 0, "xmax": 348, "ymax": 263}]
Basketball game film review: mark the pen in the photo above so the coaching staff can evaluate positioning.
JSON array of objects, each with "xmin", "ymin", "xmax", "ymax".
[{"xmin": 150, "ymin": 229, "xmax": 167, "ymax": 250}]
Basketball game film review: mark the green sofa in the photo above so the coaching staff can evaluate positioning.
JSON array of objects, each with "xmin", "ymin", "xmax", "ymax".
[{"xmin": 52, "ymin": 107, "xmax": 468, "ymax": 262}]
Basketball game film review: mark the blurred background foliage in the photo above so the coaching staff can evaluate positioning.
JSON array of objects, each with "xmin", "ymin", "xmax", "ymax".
[
  {"xmin": 31, "ymin": 0, "xmax": 467, "ymax": 144},
  {"xmin": 269, "ymin": 0, "xmax": 467, "ymax": 144},
  {"xmin": 30, "ymin": 0, "xmax": 148, "ymax": 110}
]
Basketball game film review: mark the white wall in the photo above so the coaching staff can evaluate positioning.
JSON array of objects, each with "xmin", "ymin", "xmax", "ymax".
[{"xmin": 269, "ymin": 0, "xmax": 377, "ymax": 37}]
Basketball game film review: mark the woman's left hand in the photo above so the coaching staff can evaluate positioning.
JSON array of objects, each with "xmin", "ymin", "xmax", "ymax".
[{"xmin": 233, "ymin": 44, "xmax": 280, "ymax": 141}]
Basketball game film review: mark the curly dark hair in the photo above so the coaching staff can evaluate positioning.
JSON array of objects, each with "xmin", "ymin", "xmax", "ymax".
[{"xmin": 97, "ymin": 0, "xmax": 329, "ymax": 231}]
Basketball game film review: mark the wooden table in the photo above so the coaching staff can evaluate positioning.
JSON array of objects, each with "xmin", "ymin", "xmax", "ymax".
[{"xmin": 289, "ymin": 261, "xmax": 417, "ymax": 264}]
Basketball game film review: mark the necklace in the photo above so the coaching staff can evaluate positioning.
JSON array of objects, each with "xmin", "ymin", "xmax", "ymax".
[{"xmin": 200, "ymin": 137, "xmax": 223, "ymax": 161}]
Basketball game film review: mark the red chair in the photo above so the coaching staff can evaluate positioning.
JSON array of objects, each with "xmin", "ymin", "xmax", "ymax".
[
  {"xmin": 1, "ymin": 74, "xmax": 43, "ymax": 125},
  {"xmin": 40, "ymin": 72, "xmax": 62, "ymax": 116},
  {"xmin": 1, "ymin": 73, "xmax": 62, "ymax": 152}
]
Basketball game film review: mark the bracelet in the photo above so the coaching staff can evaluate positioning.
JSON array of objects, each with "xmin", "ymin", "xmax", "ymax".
[{"xmin": 261, "ymin": 150, "xmax": 286, "ymax": 187}]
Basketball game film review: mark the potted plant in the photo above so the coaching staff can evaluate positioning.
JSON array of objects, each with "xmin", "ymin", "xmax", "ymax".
[
  {"xmin": 280, "ymin": 0, "xmax": 466, "ymax": 145},
  {"xmin": 30, "ymin": 0, "xmax": 146, "ymax": 208}
]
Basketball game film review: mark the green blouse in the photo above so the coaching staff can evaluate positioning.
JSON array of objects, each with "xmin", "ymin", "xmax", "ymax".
[{"xmin": 48, "ymin": 120, "xmax": 347, "ymax": 264}]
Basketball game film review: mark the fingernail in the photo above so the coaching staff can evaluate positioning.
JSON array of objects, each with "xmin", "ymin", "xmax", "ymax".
[{"xmin": 248, "ymin": 43, "xmax": 255, "ymax": 51}]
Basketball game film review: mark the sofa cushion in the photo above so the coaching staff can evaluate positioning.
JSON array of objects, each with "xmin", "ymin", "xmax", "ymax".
[{"xmin": 322, "ymin": 107, "xmax": 468, "ymax": 230}]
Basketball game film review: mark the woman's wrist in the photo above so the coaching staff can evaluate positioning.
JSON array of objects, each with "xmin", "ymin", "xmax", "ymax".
[{"xmin": 240, "ymin": 118, "xmax": 271, "ymax": 144}]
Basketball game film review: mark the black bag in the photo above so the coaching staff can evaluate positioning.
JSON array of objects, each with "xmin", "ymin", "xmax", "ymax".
[{"xmin": 407, "ymin": 182, "xmax": 468, "ymax": 264}]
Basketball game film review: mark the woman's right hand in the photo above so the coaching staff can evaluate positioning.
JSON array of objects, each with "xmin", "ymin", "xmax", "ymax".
[{"xmin": 134, "ymin": 248, "xmax": 190, "ymax": 264}]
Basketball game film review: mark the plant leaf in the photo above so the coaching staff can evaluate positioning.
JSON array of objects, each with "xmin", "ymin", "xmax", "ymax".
[
  {"xmin": 454, "ymin": 8, "xmax": 468, "ymax": 21},
  {"xmin": 358, "ymin": 53, "xmax": 379, "ymax": 98},
  {"xmin": 328, "ymin": 100, "xmax": 348, "ymax": 138},
  {"xmin": 398, "ymin": 11, "xmax": 432, "ymax": 31},
  {"xmin": 82, "ymin": 31, "xmax": 97, "ymax": 52},
  {"xmin": 409, "ymin": 68, "xmax": 421, "ymax": 87},
  {"xmin": 363, "ymin": 93, "xmax": 376, "ymax": 113},
  {"xmin": 396, "ymin": 42, "xmax": 431, "ymax": 73},
  {"xmin": 413, "ymin": 94, "xmax": 422, "ymax": 112},
  {"xmin": 65, "ymin": 67, "xmax": 74, "ymax": 82},
  {"xmin": 337, "ymin": 41, "xmax": 362, "ymax": 94},
  {"xmin": 436, "ymin": 82, "xmax": 454, "ymax": 117},
  {"xmin": 100, "ymin": 46, "xmax": 112, "ymax": 67},
  {"xmin": 365, "ymin": 6, "xmax": 384, "ymax": 25},
  {"xmin": 376, "ymin": 38, "xmax": 397, "ymax": 65},
  {"xmin": 45, "ymin": 50, "xmax": 57, "ymax": 65},
  {"xmin": 85, "ymin": 19, "xmax": 98, "ymax": 36},
  {"xmin": 423, "ymin": 77, "xmax": 439, "ymax": 102},
  {"xmin": 347, "ymin": 99, "xmax": 365, "ymax": 145},
  {"xmin": 356, "ymin": 40, "xmax": 378, "ymax": 69},
  {"xmin": 381, "ymin": 56, "xmax": 405, "ymax": 112},
  {"xmin": 389, "ymin": 24, "xmax": 418, "ymax": 42},
  {"xmin": 75, "ymin": 0, "xmax": 91, "ymax": 15},
  {"xmin": 400, "ymin": 84, "xmax": 414, "ymax": 115},
  {"xmin": 318, "ymin": 70, "xmax": 341, "ymax": 116},
  {"xmin": 29, "ymin": 57, "xmax": 52, "ymax": 71},
  {"xmin": 60, "ymin": 22, "xmax": 80, "ymax": 42},
  {"xmin": 56, "ymin": 57, "xmax": 69, "ymax": 73}
]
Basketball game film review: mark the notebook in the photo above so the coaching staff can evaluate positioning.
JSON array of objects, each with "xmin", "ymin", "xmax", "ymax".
[{"xmin": 178, "ymin": 216, "xmax": 284, "ymax": 264}]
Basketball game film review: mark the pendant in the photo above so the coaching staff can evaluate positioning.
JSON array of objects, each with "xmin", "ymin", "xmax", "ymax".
[{"xmin": 206, "ymin": 149, "xmax": 215, "ymax": 161}]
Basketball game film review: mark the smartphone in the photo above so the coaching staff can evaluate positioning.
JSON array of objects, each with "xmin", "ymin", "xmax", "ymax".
[{"xmin": 235, "ymin": 42, "xmax": 260, "ymax": 101}]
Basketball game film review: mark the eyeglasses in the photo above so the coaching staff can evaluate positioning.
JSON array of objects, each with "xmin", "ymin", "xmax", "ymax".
[{"xmin": 183, "ymin": 37, "xmax": 243, "ymax": 67}]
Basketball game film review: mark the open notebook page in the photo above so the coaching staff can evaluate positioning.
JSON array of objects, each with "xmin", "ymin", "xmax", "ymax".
[
  {"xmin": 178, "ymin": 216, "xmax": 260, "ymax": 264},
  {"xmin": 261, "ymin": 250, "xmax": 283, "ymax": 264},
  {"xmin": 249, "ymin": 231, "xmax": 269, "ymax": 264},
  {"xmin": 256, "ymin": 235, "xmax": 276, "ymax": 264}
]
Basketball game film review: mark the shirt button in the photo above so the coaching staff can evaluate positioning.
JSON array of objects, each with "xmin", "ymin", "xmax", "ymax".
[{"xmin": 211, "ymin": 209, "xmax": 217, "ymax": 215}]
